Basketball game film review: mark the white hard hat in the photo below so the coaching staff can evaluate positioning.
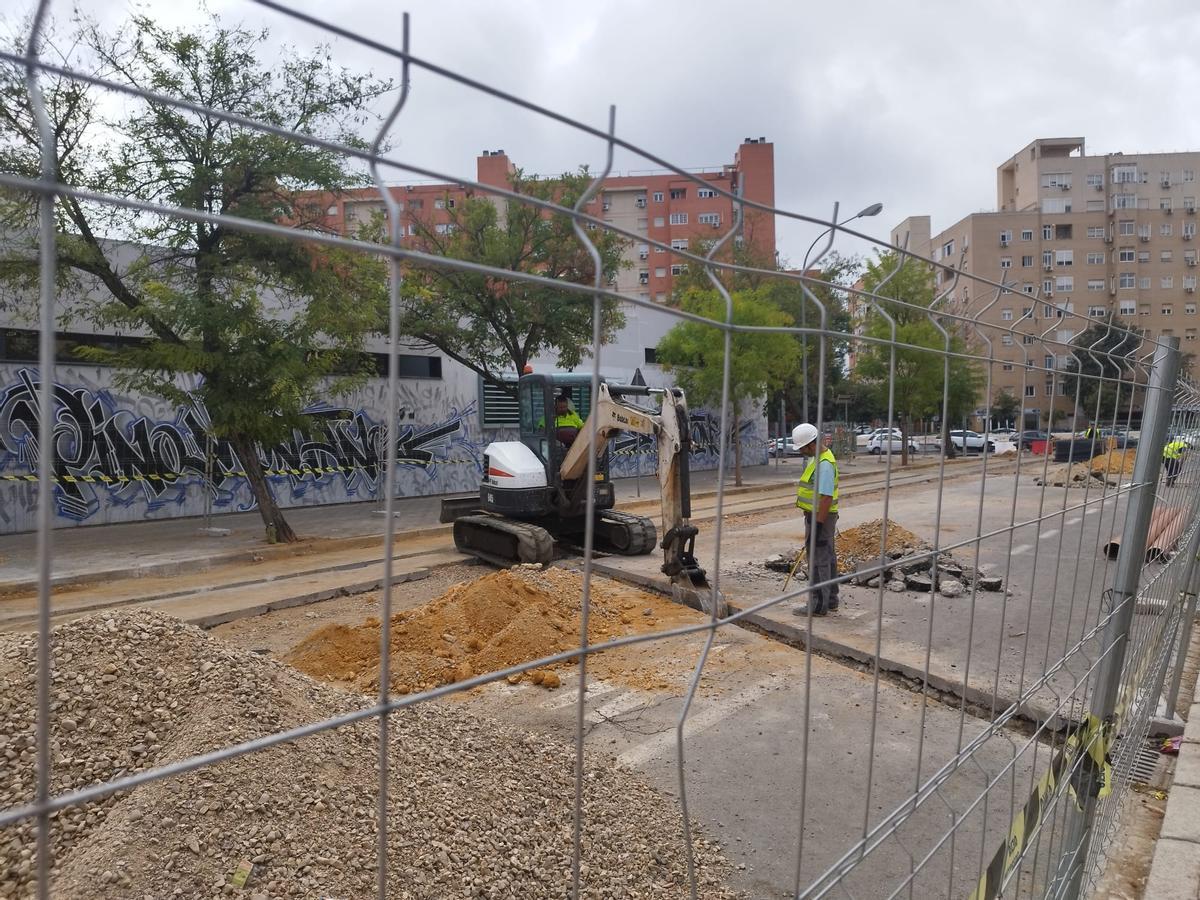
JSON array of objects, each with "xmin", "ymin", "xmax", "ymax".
[{"xmin": 792, "ymin": 423, "xmax": 819, "ymax": 449}]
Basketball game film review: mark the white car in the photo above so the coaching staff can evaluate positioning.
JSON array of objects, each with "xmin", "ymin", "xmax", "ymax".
[
  {"xmin": 867, "ymin": 430, "xmax": 919, "ymax": 455},
  {"xmin": 948, "ymin": 430, "xmax": 996, "ymax": 453}
]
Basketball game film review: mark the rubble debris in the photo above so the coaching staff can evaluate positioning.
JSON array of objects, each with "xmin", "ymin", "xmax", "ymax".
[
  {"xmin": 0, "ymin": 610, "xmax": 737, "ymax": 899},
  {"xmin": 764, "ymin": 518, "xmax": 1004, "ymax": 594}
]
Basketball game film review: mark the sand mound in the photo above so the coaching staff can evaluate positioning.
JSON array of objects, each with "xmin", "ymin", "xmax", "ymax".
[
  {"xmin": 288, "ymin": 566, "xmax": 686, "ymax": 694},
  {"xmin": 1090, "ymin": 449, "xmax": 1136, "ymax": 476},
  {"xmin": 0, "ymin": 609, "xmax": 735, "ymax": 899}
]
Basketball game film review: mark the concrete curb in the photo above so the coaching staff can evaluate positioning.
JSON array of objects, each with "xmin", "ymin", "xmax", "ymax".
[{"xmin": 1144, "ymin": 698, "xmax": 1200, "ymax": 899}]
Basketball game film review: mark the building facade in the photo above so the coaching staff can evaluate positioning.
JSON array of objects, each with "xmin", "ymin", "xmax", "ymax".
[{"xmin": 881, "ymin": 137, "xmax": 1200, "ymax": 426}]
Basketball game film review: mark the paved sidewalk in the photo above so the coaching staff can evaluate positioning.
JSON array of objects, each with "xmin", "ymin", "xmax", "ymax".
[
  {"xmin": 1145, "ymin": 668, "xmax": 1200, "ymax": 898},
  {"xmin": 1, "ymin": 458, "xmax": 849, "ymax": 590}
]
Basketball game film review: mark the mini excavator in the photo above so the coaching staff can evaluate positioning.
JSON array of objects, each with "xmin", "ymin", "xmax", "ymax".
[{"xmin": 440, "ymin": 372, "xmax": 707, "ymax": 588}]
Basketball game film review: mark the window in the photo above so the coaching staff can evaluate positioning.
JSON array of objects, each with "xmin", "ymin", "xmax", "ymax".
[
  {"xmin": 669, "ymin": 212, "xmax": 688, "ymax": 225},
  {"xmin": 1187, "ymin": 275, "xmax": 1199, "ymax": 289},
  {"xmin": 697, "ymin": 212, "xmax": 721, "ymax": 225},
  {"xmin": 1042, "ymin": 225, "xmax": 1053, "ymax": 240},
  {"xmin": 408, "ymin": 199, "xmax": 424, "ymax": 209},
  {"xmin": 655, "ymin": 267, "xmax": 666, "ymax": 277},
  {"xmin": 1118, "ymin": 220, "xmax": 1135, "ymax": 235},
  {"xmin": 943, "ymin": 239, "xmax": 955, "ymax": 256},
  {"xmin": 1119, "ymin": 272, "xmax": 1136, "ymax": 288},
  {"xmin": 1088, "ymin": 226, "xmax": 1106, "ymax": 239},
  {"xmin": 1025, "ymin": 385, "xmax": 1036, "ymax": 397},
  {"xmin": 670, "ymin": 238, "xmax": 688, "ymax": 251},
  {"xmin": 1188, "ymin": 251, "xmax": 1198, "ymax": 265},
  {"xmin": 1000, "ymin": 229, "xmax": 1012, "ymax": 245},
  {"xmin": 1087, "ymin": 279, "xmax": 1105, "ymax": 292},
  {"xmin": 1140, "ymin": 277, "xmax": 1152, "ymax": 290},
  {"xmin": 1023, "ymin": 306, "xmax": 1034, "ymax": 316},
  {"xmin": 434, "ymin": 223, "xmax": 454, "ymax": 234},
  {"xmin": 654, "ymin": 244, "xmax": 665, "ymax": 253},
  {"xmin": 696, "ymin": 188, "xmax": 717, "ymax": 199},
  {"xmin": 433, "ymin": 198, "xmax": 455, "ymax": 209},
  {"xmin": 639, "ymin": 269, "xmax": 650, "ymax": 284},
  {"xmin": 1002, "ymin": 334, "xmax": 1014, "ymax": 346},
  {"xmin": 1120, "ymin": 300, "xmax": 1136, "ymax": 315},
  {"xmin": 637, "ymin": 243, "xmax": 650, "ymax": 259},
  {"xmin": 669, "ymin": 188, "xmax": 686, "ymax": 200},
  {"xmin": 1188, "ymin": 329, "xmax": 1198, "ymax": 342},
  {"xmin": 670, "ymin": 264, "xmax": 687, "ymax": 276},
  {"xmin": 1161, "ymin": 223, "xmax": 1174, "ymax": 236},
  {"xmin": 1000, "ymin": 256, "xmax": 1012, "ymax": 269},
  {"xmin": 1162, "ymin": 302, "xmax": 1174, "ymax": 313},
  {"xmin": 1113, "ymin": 164, "xmax": 1139, "ymax": 183},
  {"xmin": 1001, "ymin": 308, "xmax": 1013, "ymax": 320},
  {"xmin": 1056, "ymin": 250, "xmax": 1073, "ymax": 267},
  {"xmin": 655, "ymin": 293, "xmax": 666, "ymax": 302},
  {"xmin": 637, "ymin": 217, "xmax": 648, "ymax": 231},
  {"xmin": 1139, "ymin": 304, "xmax": 1151, "ymax": 316},
  {"xmin": 1002, "ymin": 363, "xmax": 1014, "ymax": 371},
  {"xmin": 1162, "ymin": 250, "xmax": 1174, "ymax": 262},
  {"xmin": 1188, "ymin": 303, "xmax": 1197, "ymax": 315},
  {"xmin": 653, "ymin": 216, "xmax": 665, "ymax": 227},
  {"xmin": 1089, "ymin": 305, "xmax": 1107, "ymax": 317},
  {"xmin": 1086, "ymin": 252, "xmax": 1105, "ymax": 265},
  {"xmin": 1186, "ymin": 197, "xmax": 1197, "ymax": 211},
  {"xmin": 1055, "ymin": 276, "xmax": 1074, "ymax": 292},
  {"xmin": 644, "ymin": 347, "xmax": 658, "ymax": 364},
  {"xmin": 1187, "ymin": 170, "xmax": 1196, "ymax": 183},
  {"xmin": 1045, "ymin": 383, "xmax": 1055, "ymax": 397},
  {"xmin": 1021, "ymin": 255, "xmax": 1033, "ymax": 267},
  {"xmin": 1162, "ymin": 198, "xmax": 1173, "ymax": 211},
  {"xmin": 1086, "ymin": 200, "xmax": 1106, "ymax": 212},
  {"xmin": 1114, "ymin": 194, "xmax": 1137, "ymax": 209},
  {"xmin": 1042, "ymin": 278, "xmax": 1054, "ymax": 294},
  {"xmin": 1021, "ymin": 229, "xmax": 1034, "ymax": 241},
  {"xmin": 1042, "ymin": 198, "xmax": 1072, "ymax": 214},
  {"xmin": 482, "ymin": 379, "xmax": 521, "ymax": 427},
  {"xmin": 1056, "ymin": 224, "xmax": 1073, "ymax": 240},
  {"xmin": 1185, "ymin": 222, "xmax": 1198, "ymax": 238},
  {"xmin": 325, "ymin": 204, "xmax": 338, "ymax": 216},
  {"xmin": 635, "ymin": 194, "xmax": 647, "ymax": 208},
  {"xmin": 1043, "ymin": 250, "xmax": 1054, "ymax": 267},
  {"xmin": 1087, "ymin": 173, "xmax": 1104, "ymax": 188},
  {"xmin": 1139, "ymin": 250, "xmax": 1151, "ymax": 263},
  {"xmin": 1119, "ymin": 247, "xmax": 1135, "ymax": 262},
  {"xmin": 652, "ymin": 191, "xmax": 664, "ymax": 202},
  {"xmin": 1041, "ymin": 173, "xmax": 1072, "ymax": 188}
]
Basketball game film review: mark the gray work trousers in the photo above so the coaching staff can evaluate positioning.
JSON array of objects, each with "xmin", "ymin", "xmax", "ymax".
[{"xmin": 805, "ymin": 512, "xmax": 839, "ymax": 612}]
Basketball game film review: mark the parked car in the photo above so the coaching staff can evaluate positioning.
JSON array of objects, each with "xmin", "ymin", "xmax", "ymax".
[
  {"xmin": 867, "ymin": 430, "xmax": 919, "ymax": 455},
  {"xmin": 770, "ymin": 437, "xmax": 803, "ymax": 457},
  {"xmin": 1081, "ymin": 428, "xmax": 1138, "ymax": 449},
  {"xmin": 948, "ymin": 430, "xmax": 996, "ymax": 453},
  {"xmin": 1014, "ymin": 430, "xmax": 1049, "ymax": 450}
]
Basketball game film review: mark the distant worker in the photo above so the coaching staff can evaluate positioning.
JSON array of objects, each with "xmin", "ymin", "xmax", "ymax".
[
  {"xmin": 1164, "ymin": 437, "xmax": 1190, "ymax": 487},
  {"xmin": 1082, "ymin": 423, "xmax": 1095, "ymax": 440},
  {"xmin": 791, "ymin": 423, "xmax": 840, "ymax": 617}
]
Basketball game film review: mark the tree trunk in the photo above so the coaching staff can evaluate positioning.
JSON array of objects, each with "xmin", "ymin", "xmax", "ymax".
[
  {"xmin": 941, "ymin": 417, "xmax": 957, "ymax": 460},
  {"xmin": 732, "ymin": 407, "xmax": 744, "ymax": 487},
  {"xmin": 900, "ymin": 416, "xmax": 909, "ymax": 467},
  {"xmin": 229, "ymin": 432, "xmax": 298, "ymax": 543}
]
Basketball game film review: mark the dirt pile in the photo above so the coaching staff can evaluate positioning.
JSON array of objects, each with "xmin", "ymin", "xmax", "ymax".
[
  {"xmin": 288, "ymin": 566, "xmax": 685, "ymax": 695},
  {"xmin": 1090, "ymin": 449, "xmax": 1137, "ymax": 476},
  {"xmin": 0, "ymin": 609, "xmax": 736, "ymax": 899}
]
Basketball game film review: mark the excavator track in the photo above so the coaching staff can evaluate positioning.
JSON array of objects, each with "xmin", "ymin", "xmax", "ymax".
[
  {"xmin": 452, "ymin": 515, "xmax": 555, "ymax": 568},
  {"xmin": 595, "ymin": 510, "xmax": 658, "ymax": 556}
]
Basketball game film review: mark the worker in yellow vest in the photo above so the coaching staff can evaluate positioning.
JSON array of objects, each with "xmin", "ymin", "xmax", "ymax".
[
  {"xmin": 791, "ymin": 423, "xmax": 840, "ymax": 617},
  {"xmin": 1164, "ymin": 438, "xmax": 1189, "ymax": 487}
]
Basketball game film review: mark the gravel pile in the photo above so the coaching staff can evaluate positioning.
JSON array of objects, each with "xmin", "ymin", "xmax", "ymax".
[{"xmin": 1, "ymin": 610, "xmax": 738, "ymax": 899}]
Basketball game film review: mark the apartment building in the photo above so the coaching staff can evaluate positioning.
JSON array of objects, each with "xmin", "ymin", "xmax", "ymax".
[
  {"xmin": 310, "ymin": 138, "xmax": 776, "ymax": 306},
  {"xmin": 882, "ymin": 137, "xmax": 1200, "ymax": 426}
]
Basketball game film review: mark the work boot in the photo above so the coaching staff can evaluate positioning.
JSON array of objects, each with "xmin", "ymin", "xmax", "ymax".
[{"xmin": 791, "ymin": 603, "xmax": 827, "ymax": 617}]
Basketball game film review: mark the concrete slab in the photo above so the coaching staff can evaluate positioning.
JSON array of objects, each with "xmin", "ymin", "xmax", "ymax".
[
  {"xmin": 1142, "ymin": 838, "xmax": 1200, "ymax": 900},
  {"xmin": 1161, "ymin": 785, "xmax": 1200, "ymax": 844}
]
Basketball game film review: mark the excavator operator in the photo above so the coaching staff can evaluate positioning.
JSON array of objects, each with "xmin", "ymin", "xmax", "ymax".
[{"xmin": 550, "ymin": 391, "xmax": 585, "ymax": 448}]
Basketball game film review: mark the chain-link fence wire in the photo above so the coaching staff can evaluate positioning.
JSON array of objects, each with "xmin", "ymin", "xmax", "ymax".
[{"xmin": 4, "ymin": 3, "xmax": 1200, "ymax": 898}]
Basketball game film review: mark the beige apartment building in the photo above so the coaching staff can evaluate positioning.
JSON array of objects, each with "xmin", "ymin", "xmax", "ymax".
[{"xmin": 879, "ymin": 137, "xmax": 1200, "ymax": 427}]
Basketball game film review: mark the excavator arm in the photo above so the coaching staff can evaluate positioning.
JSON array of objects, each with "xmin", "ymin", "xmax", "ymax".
[{"xmin": 559, "ymin": 383, "xmax": 706, "ymax": 586}]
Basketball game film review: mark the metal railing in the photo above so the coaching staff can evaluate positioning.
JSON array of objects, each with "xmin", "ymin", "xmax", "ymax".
[{"xmin": 3, "ymin": 3, "xmax": 1199, "ymax": 898}]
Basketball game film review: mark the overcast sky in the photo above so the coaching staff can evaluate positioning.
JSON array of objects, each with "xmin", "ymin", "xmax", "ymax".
[{"xmin": 21, "ymin": 0, "xmax": 1200, "ymax": 266}]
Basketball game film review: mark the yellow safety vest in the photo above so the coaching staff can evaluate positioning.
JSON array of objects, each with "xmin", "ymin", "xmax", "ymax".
[
  {"xmin": 796, "ymin": 448, "xmax": 839, "ymax": 514},
  {"xmin": 1164, "ymin": 441, "xmax": 1187, "ymax": 460}
]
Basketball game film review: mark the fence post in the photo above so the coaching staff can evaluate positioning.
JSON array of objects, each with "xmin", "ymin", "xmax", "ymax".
[
  {"xmin": 1060, "ymin": 336, "xmax": 1181, "ymax": 898},
  {"xmin": 1163, "ymin": 535, "xmax": 1200, "ymax": 717}
]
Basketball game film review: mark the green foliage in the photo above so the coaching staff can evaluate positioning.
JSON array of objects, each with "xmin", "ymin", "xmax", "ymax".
[
  {"xmin": 399, "ymin": 171, "xmax": 626, "ymax": 395},
  {"xmin": 853, "ymin": 251, "xmax": 984, "ymax": 428},
  {"xmin": 990, "ymin": 389, "xmax": 1021, "ymax": 426},
  {"xmin": 1061, "ymin": 312, "xmax": 1142, "ymax": 418},
  {"xmin": 0, "ymin": 13, "xmax": 392, "ymax": 539}
]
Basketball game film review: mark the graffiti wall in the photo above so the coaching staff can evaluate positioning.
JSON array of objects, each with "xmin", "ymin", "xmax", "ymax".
[{"xmin": 0, "ymin": 362, "xmax": 768, "ymax": 534}]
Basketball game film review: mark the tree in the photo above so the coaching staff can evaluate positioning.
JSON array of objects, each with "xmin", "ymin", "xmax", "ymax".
[
  {"xmin": 853, "ymin": 251, "xmax": 983, "ymax": 464},
  {"xmin": 655, "ymin": 287, "xmax": 799, "ymax": 485},
  {"xmin": 990, "ymin": 389, "xmax": 1021, "ymax": 430},
  {"xmin": 1060, "ymin": 313, "xmax": 1143, "ymax": 425},
  {"xmin": 0, "ymin": 14, "xmax": 392, "ymax": 542},
  {"xmin": 398, "ymin": 171, "xmax": 626, "ymax": 396}
]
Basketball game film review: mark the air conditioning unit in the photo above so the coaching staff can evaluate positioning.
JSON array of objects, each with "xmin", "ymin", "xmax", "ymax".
[
  {"xmin": 1059, "ymin": 183, "xmax": 1070, "ymax": 191},
  {"xmin": 1187, "ymin": 233, "xmax": 1195, "ymax": 241},
  {"xmin": 1141, "ymin": 234, "xmax": 1151, "ymax": 242},
  {"xmin": 635, "ymin": 198, "xmax": 646, "ymax": 208},
  {"xmin": 638, "ymin": 251, "xmax": 648, "ymax": 260},
  {"xmin": 711, "ymin": 221, "xmax": 721, "ymax": 229},
  {"xmin": 1095, "ymin": 183, "xmax": 1104, "ymax": 191},
  {"xmin": 1045, "ymin": 290, "xmax": 1054, "ymax": 297},
  {"xmin": 639, "ymin": 273, "xmax": 649, "ymax": 284},
  {"xmin": 1189, "ymin": 207, "xmax": 1197, "ymax": 215},
  {"xmin": 1104, "ymin": 235, "xmax": 1113, "ymax": 243},
  {"xmin": 1000, "ymin": 239, "xmax": 1010, "ymax": 247},
  {"xmin": 602, "ymin": 202, "xmax": 611, "ymax": 211},
  {"xmin": 1188, "ymin": 285, "xmax": 1197, "ymax": 294},
  {"xmin": 1165, "ymin": 207, "xmax": 1174, "ymax": 214},
  {"xmin": 1043, "ymin": 263, "xmax": 1054, "ymax": 271},
  {"xmin": 1162, "ymin": 178, "xmax": 1172, "ymax": 188}
]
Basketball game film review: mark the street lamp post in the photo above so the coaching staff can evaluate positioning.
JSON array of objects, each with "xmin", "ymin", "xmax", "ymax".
[{"xmin": 798, "ymin": 202, "xmax": 883, "ymax": 424}]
